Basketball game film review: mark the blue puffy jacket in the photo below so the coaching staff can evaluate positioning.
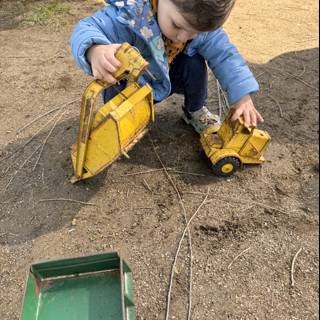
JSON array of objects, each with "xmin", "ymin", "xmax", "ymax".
[{"xmin": 70, "ymin": 0, "xmax": 259, "ymax": 104}]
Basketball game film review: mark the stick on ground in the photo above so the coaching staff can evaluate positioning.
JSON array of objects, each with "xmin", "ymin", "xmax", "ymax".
[
  {"xmin": 38, "ymin": 198, "xmax": 97, "ymax": 206},
  {"xmin": 267, "ymin": 95, "xmax": 284, "ymax": 118},
  {"xmin": 228, "ymin": 247, "xmax": 251, "ymax": 269},
  {"xmin": 142, "ymin": 178, "xmax": 152, "ymax": 193},
  {"xmin": 167, "ymin": 192, "xmax": 209, "ymax": 320},
  {"xmin": 17, "ymin": 98, "xmax": 80, "ymax": 134},
  {"xmin": 120, "ymin": 168, "xmax": 206, "ymax": 177},
  {"xmin": 184, "ymin": 190, "xmax": 290, "ymax": 215},
  {"xmin": 3, "ymin": 144, "xmax": 41, "ymax": 192},
  {"xmin": 32, "ymin": 108, "xmax": 68, "ymax": 170},
  {"xmin": 266, "ymin": 66, "xmax": 318, "ymax": 90},
  {"xmin": 149, "ymin": 136, "xmax": 193, "ymax": 320},
  {"xmin": 217, "ymin": 80, "xmax": 230, "ymax": 115},
  {"xmin": 121, "ymin": 168, "xmax": 165, "ymax": 176},
  {"xmin": 0, "ymin": 109, "xmax": 60, "ymax": 166},
  {"xmin": 291, "ymin": 247, "xmax": 303, "ymax": 287}
]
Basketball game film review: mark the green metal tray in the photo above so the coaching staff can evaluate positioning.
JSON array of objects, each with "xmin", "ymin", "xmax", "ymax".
[{"xmin": 21, "ymin": 252, "xmax": 135, "ymax": 320}]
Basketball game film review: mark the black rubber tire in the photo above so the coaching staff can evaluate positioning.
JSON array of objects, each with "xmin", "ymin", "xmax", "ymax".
[{"xmin": 212, "ymin": 156, "xmax": 241, "ymax": 177}]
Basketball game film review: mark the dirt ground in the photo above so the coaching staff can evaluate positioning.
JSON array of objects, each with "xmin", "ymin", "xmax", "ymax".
[{"xmin": 0, "ymin": 0, "xmax": 319, "ymax": 319}]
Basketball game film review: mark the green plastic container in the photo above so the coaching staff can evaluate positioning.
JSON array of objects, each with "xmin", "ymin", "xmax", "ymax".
[{"xmin": 21, "ymin": 252, "xmax": 136, "ymax": 320}]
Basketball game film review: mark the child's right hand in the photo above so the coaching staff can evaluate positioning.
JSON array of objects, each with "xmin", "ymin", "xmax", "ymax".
[{"xmin": 86, "ymin": 44, "xmax": 122, "ymax": 84}]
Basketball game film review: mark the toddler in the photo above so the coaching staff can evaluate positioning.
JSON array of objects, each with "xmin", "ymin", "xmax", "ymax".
[{"xmin": 70, "ymin": 0, "xmax": 264, "ymax": 133}]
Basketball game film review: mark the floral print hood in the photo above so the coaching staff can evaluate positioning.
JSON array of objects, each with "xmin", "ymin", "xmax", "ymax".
[{"xmin": 105, "ymin": 0, "xmax": 170, "ymax": 75}]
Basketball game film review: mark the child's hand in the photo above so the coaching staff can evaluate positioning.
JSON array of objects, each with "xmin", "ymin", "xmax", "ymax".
[
  {"xmin": 230, "ymin": 95, "xmax": 264, "ymax": 127},
  {"xmin": 86, "ymin": 44, "xmax": 122, "ymax": 84}
]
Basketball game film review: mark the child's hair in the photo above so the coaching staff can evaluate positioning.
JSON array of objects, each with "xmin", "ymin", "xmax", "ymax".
[{"xmin": 172, "ymin": 0, "xmax": 236, "ymax": 32}]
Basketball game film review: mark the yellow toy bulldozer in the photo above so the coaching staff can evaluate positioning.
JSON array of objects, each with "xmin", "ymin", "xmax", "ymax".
[
  {"xmin": 70, "ymin": 43, "xmax": 154, "ymax": 183},
  {"xmin": 200, "ymin": 109, "xmax": 271, "ymax": 177}
]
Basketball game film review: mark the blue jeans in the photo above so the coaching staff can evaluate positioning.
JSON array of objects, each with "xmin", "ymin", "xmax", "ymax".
[{"xmin": 103, "ymin": 53, "xmax": 208, "ymax": 113}]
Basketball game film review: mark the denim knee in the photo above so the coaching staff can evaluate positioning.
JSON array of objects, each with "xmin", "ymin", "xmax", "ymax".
[{"xmin": 183, "ymin": 54, "xmax": 207, "ymax": 74}]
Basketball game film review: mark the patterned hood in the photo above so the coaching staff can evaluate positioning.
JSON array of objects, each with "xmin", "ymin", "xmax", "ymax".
[{"xmin": 105, "ymin": 0, "xmax": 170, "ymax": 74}]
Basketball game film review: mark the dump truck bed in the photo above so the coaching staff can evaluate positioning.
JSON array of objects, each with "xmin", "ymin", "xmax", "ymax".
[{"xmin": 21, "ymin": 252, "xmax": 135, "ymax": 320}]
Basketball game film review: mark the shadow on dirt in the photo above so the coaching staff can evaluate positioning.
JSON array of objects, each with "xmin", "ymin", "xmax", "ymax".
[
  {"xmin": 0, "ymin": 48, "xmax": 318, "ymax": 245},
  {"xmin": 0, "ymin": 116, "xmax": 109, "ymax": 245},
  {"xmin": 125, "ymin": 47, "xmax": 319, "ymax": 185}
]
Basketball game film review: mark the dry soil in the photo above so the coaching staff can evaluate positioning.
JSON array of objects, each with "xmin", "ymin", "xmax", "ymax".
[{"xmin": 0, "ymin": 1, "xmax": 319, "ymax": 319}]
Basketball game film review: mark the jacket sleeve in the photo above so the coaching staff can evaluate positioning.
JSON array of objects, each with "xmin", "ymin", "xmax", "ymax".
[
  {"xmin": 70, "ymin": 7, "xmax": 132, "ymax": 75},
  {"xmin": 197, "ymin": 28, "xmax": 259, "ymax": 105}
]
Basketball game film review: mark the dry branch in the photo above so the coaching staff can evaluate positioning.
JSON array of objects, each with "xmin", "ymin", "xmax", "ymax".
[
  {"xmin": 291, "ymin": 247, "xmax": 303, "ymax": 287},
  {"xmin": 121, "ymin": 168, "xmax": 165, "ymax": 177},
  {"xmin": 171, "ymin": 170, "xmax": 207, "ymax": 177},
  {"xmin": 167, "ymin": 192, "xmax": 209, "ymax": 320},
  {"xmin": 267, "ymin": 95, "xmax": 284, "ymax": 118},
  {"xmin": 33, "ymin": 108, "xmax": 68, "ymax": 170},
  {"xmin": 266, "ymin": 66, "xmax": 318, "ymax": 90},
  {"xmin": 38, "ymin": 198, "xmax": 97, "ymax": 206},
  {"xmin": 217, "ymin": 80, "xmax": 229, "ymax": 115},
  {"xmin": 3, "ymin": 144, "xmax": 41, "ymax": 192},
  {"xmin": 17, "ymin": 97, "xmax": 80, "ymax": 134},
  {"xmin": 228, "ymin": 247, "xmax": 251, "ymax": 269},
  {"xmin": 149, "ymin": 136, "xmax": 193, "ymax": 320},
  {"xmin": 184, "ymin": 190, "xmax": 290, "ymax": 215},
  {"xmin": 142, "ymin": 178, "xmax": 152, "ymax": 193},
  {"xmin": 0, "ymin": 109, "xmax": 59, "ymax": 166},
  {"xmin": 121, "ymin": 168, "xmax": 206, "ymax": 177}
]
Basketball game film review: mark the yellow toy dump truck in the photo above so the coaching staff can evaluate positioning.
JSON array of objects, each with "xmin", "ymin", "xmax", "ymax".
[
  {"xmin": 200, "ymin": 109, "xmax": 271, "ymax": 177},
  {"xmin": 70, "ymin": 43, "xmax": 154, "ymax": 183}
]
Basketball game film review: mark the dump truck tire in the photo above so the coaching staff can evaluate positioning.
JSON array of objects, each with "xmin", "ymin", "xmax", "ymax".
[{"xmin": 212, "ymin": 156, "xmax": 241, "ymax": 177}]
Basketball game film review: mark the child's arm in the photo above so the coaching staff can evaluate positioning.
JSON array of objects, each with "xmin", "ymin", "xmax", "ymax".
[
  {"xmin": 70, "ymin": 8, "xmax": 133, "ymax": 78},
  {"xmin": 196, "ymin": 28, "xmax": 263, "ymax": 127}
]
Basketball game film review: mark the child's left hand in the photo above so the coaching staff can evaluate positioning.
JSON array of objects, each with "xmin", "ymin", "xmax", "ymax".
[{"xmin": 231, "ymin": 95, "xmax": 264, "ymax": 127}]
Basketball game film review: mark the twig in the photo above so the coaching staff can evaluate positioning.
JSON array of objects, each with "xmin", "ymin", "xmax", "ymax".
[
  {"xmin": 121, "ymin": 168, "xmax": 165, "ymax": 176},
  {"xmin": 38, "ymin": 198, "xmax": 97, "ymax": 206},
  {"xmin": 3, "ymin": 171, "xmax": 18, "ymax": 192},
  {"xmin": 17, "ymin": 107, "xmax": 60, "ymax": 134},
  {"xmin": 132, "ymin": 206, "xmax": 154, "ymax": 212},
  {"xmin": 17, "ymin": 98, "xmax": 80, "ymax": 134},
  {"xmin": 1, "ymin": 154, "xmax": 20, "ymax": 176},
  {"xmin": 171, "ymin": 170, "xmax": 207, "ymax": 177},
  {"xmin": 0, "ymin": 109, "xmax": 59, "ymax": 166},
  {"xmin": 217, "ymin": 80, "xmax": 229, "ymax": 115},
  {"xmin": 3, "ymin": 144, "xmax": 41, "ymax": 192},
  {"xmin": 294, "ymin": 52, "xmax": 307, "ymax": 78},
  {"xmin": 121, "ymin": 168, "xmax": 206, "ymax": 177},
  {"xmin": 33, "ymin": 108, "xmax": 68, "ymax": 170},
  {"xmin": 184, "ymin": 191, "xmax": 290, "ymax": 215},
  {"xmin": 298, "ymin": 62, "xmax": 306, "ymax": 77},
  {"xmin": 167, "ymin": 192, "xmax": 209, "ymax": 320},
  {"xmin": 142, "ymin": 178, "xmax": 152, "ymax": 193},
  {"xmin": 291, "ymin": 247, "xmax": 303, "ymax": 287},
  {"xmin": 256, "ymin": 71, "xmax": 266, "ymax": 79},
  {"xmin": 228, "ymin": 247, "xmax": 251, "ymax": 269},
  {"xmin": 267, "ymin": 95, "xmax": 284, "ymax": 118},
  {"xmin": 149, "ymin": 136, "xmax": 193, "ymax": 320},
  {"xmin": 266, "ymin": 66, "xmax": 318, "ymax": 90},
  {"xmin": 0, "ymin": 232, "xmax": 18, "ymax": 237},
  {"xmin": 217, "ymin": 79, "xmax": 223, "ymax": 119}
]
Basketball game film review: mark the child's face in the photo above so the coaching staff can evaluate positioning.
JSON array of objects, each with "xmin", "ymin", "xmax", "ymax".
[{"xmin": 157, "ymin": 0, "xmax": 199, "ymax": 43}]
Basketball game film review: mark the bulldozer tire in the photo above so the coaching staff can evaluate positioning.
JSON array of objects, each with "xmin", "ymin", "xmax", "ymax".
[{"xmin": 212, "ymin": 157, "xmax": 241, "ymax": 177}]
